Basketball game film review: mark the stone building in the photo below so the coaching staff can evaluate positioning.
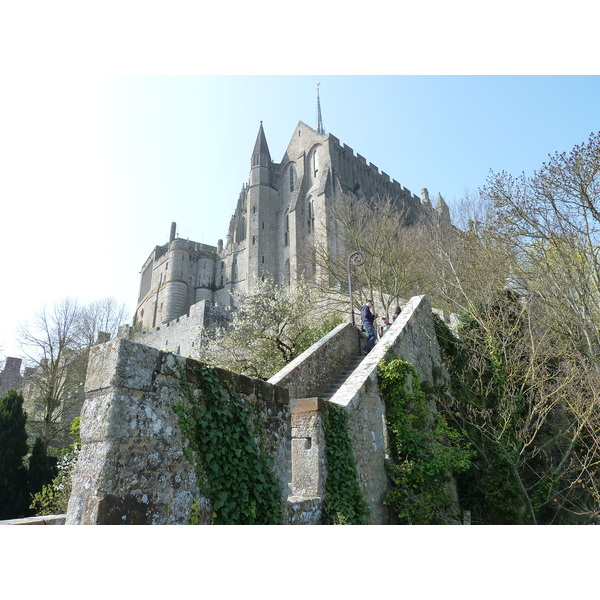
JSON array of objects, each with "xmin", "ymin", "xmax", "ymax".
[
  {"xmin": 133, "ymin": 115, "xmax": 451, "ymax": 335},
  {"xmin": 0, "ymin": 357, "xmax": 23, "ymax": 396}
]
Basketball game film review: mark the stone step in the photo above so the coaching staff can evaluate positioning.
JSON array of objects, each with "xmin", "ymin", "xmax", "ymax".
[{"xmin": 318, "ymin": 355, "xmax": 365, "ymax": 400}]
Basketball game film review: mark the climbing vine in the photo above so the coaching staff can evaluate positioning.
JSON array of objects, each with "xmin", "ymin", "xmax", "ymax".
[
  {"xmin": 378, "ymin": 357, "xmax": 473, "ymax": 524},
  {"xmin": 322, "ymin": 402, "xmax": 370, "ymax": 525},
  {"xmin": 173, "ymin": 360, "xmax": 283, "ymax": 524}
]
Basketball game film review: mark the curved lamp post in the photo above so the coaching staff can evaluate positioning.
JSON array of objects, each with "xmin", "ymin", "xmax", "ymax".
[{"xmin": 347, "ymin": 251, "xmax": 366, "ymax": 325}]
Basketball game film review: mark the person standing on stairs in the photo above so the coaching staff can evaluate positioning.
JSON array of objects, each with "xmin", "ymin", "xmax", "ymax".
[
  {"xmin": 379, "ymin": 316, "xmax": 391, "ymax": 337},
  {"xmin": 361, "ymin": 299, "xmax": 378, "ymax": 355}
]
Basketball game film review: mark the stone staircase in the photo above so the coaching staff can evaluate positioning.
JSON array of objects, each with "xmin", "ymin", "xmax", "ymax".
[{"xmin": 316, "ymin": 354, "xmax": 365, "ymax": 400}]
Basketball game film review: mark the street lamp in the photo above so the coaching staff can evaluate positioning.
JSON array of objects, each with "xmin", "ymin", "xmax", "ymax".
[{"xmin": 347, "ymin": 251, "xmax": 366, "ymax": 325}]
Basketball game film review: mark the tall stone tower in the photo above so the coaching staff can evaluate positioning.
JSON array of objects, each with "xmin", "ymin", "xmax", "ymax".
[{"xmin": 246, "ymin": 122, "xmax": 279, "ymax": 286}]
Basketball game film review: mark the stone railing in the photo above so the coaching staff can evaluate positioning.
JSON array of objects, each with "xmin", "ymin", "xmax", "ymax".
[
  {"xmin": 268, "ymin": 322, "xmax": 361, "ymax": 399},
  {"xmin": 271, "ymin": 295, "xmax": 453, "ymax": 524}
]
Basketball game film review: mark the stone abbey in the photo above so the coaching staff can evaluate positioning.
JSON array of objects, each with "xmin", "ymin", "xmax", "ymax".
[{"xmin": 133, "ymin": 114, "xmax": 450, "ymax": 337}]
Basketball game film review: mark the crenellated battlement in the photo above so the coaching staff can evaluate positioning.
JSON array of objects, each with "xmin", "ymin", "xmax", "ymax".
[{"xmin": 328, "ymin": 134, "xmax": 422, "ymax": 204}]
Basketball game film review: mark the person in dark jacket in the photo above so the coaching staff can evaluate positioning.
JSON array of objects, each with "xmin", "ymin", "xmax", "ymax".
[{"xmin": 361, "ymin": 299, "xmax": 378, "ymax": 354}]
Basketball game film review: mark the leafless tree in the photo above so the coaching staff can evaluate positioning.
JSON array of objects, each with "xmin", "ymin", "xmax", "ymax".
[
  {"xmin": 431, "ymin": 132, "xmax": 600, "ymax": 523},
  {"xmin": 312, "ymin": 194, "xmax": 435, "ymax": 318},
  {"xmin": 18, "ymin": 297, "xmax": 128, "ymax": 447},
  {"xmin": 482, "ymin": 131, "xmax": 600, "ymax": 360}
]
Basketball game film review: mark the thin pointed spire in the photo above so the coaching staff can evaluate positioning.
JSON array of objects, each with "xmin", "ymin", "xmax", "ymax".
[
  {"xmin": 316, "ymin": 82, "xmax": 325, "ymax": 134},
  {"xmin": 252, "ymin": 121, "xmax": 271, "ymax": 159}
]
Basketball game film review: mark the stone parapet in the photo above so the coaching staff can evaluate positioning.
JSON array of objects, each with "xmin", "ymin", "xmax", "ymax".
[
  {"xmin": 67, "ymin": 338, "xmax": 290, "ymax": 525},
  {"xmin": 268, "ymin": 322, "xmax": 361, "ymax": 399},
  {"xmin": 289, "ymin": 397, "xmax": 327, "ymax": 499}
]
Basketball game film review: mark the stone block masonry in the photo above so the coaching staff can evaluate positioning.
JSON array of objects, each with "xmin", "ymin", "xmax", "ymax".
[
  {"xmin": 66, "ymin": 338, "xmax": 291, "ymax": 525},
  {"xmin": 268, "ymin": 322, "xmax": 361, "ymax": 399},
  {"xmin": 272, "ymin": 295, "xmax": 460, "ymax": 524},
  {"xmin": 65, "ymin": 295, "xmax": 460, "ymax": 525}
]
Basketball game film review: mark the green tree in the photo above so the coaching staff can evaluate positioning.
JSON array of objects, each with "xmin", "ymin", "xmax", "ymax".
[
  {"xmin": 30, "ymin": 449, "xmax": 79, "ymax": 516},
  {"xmin": 30, "ymin": 416, "xmax": 82, "ymax": 517},
  {"xmin": 0, "ymin": 390, "xmax": 30, "ymax": 519},
  {"xmin": 27, "ymin": 437, "xmax": 58, "ymax": 498}
]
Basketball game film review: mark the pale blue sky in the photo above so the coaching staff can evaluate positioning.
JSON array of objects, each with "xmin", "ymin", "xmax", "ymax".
[
  {"xmin": 1, "ymin": 0, "xmax": 599, "ymax": 362},
  {"xmin": 2, "ymin": 75, "xmax": 599, "ymax": 359}
]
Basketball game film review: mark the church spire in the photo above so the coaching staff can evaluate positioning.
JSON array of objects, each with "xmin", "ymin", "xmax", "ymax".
[
  {"xmin": 250, "ymin": 121, "xmax": 272, "ymax": 186},
  {"xmin": 316, "ymin": 82, "xmax": 325, "ymax": 134},
  {"xmin": 252, "ymin": 121, "xmax": 271, "ymax": 160}
]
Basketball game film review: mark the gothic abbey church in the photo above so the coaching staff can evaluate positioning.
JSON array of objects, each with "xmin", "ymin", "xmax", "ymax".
[{"xmin": 133, "ymin": 115, "xmax": 450, "ymax": 339}]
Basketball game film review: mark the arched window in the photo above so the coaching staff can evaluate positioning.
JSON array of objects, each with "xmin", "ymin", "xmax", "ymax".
[
  {"xmin": 307, "ymin": 197, "xmax": 315, "ymax": 232},
  {"xmin": 312, "ymin": 147, "xmax": 319, "ymax": 177},
  {"xmin": 284, "ymin": 211, "xmax": 289, "ymax": 246},
  {"xmin": 289, "ymin": 164, "xmax": 296, "ymax": 192}
]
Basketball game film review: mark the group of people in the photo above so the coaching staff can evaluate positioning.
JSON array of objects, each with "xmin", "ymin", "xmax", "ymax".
[{"xmin": 360, "ymin": 300, "xmax": 402, "ymax": 355}]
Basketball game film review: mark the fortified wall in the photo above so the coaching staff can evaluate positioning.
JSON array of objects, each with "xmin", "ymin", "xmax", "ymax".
[
  {"xmin": 118, "ymin": 299, "xmax": 231, "ymax": 359},
  {"xmin": 66, "ymin": 295, "xmax": 459, "ymax": 525}
]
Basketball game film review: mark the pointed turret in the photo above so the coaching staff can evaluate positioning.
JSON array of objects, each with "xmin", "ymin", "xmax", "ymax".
[
  {"xmin": 250, "ymin": 121, "xmax": 272, "ymax": 187},
  {"xmin": 252, "ymin": 121, "xmax": 271, "ymax": 164},
  {"xmin": 435, "ymin": 193, "xmax": 451, "ymax": 223},
  {"xmin": 421, "ymin": 188, "xmax": 432, "ymax": 208},
  {"xmin": 247, "ymin": 121, "xmax": 278, "ymax": 284}
]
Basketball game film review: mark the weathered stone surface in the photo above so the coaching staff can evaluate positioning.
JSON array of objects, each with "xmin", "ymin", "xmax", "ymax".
[
  {"xmin": 285, "ymin": 497, "xmax": 323, "ymax": 525},
  {"xmin": 289, "ymin": 397, "xmax": 326, "ymax": 498},
  {"xmin": 268, "ymin": 322, "xmax": 360, "ymax": 399},
  {"xmin": 67, "ymin": 295, "xmax": 460, "ymax": 525},
  {"xmin": 67, "ymin": 338, "xmax": 290, "ymax": 525}
]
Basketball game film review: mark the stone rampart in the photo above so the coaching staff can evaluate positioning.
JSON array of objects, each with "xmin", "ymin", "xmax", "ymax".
[
  {"xmin": 268, "ymin": 322, "xmax": 361, "ymax": 399},
  {"xmin": 119, "ymin": 300, "xmax": 231, "ymax": 358},
  {"xmin": 66, "ymin": 338, "xmax": 290, "ymax": 525},
  {"xmin": 274, "ymin": 295, "xmax": 454, "ymax": 524},
  {"xmin": 66, "ymin": 295, "xmax": 456, "ymax": 525},
  {"xmin": 328, "ymin": 133, "xmax": 421, "ymax": 204}
]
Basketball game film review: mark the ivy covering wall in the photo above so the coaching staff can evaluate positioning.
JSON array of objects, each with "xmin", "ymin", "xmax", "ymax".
[
  {"xmin": 322, "ymin": 402, "xmax": 370, "ymax": 525},
  {"xmin": 173, "ymin": 361, "xmax": 283, "ymax": 524},
  {"xmin": 377, "ymin": 356, "xmax": 473, "ymax": 524}
]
